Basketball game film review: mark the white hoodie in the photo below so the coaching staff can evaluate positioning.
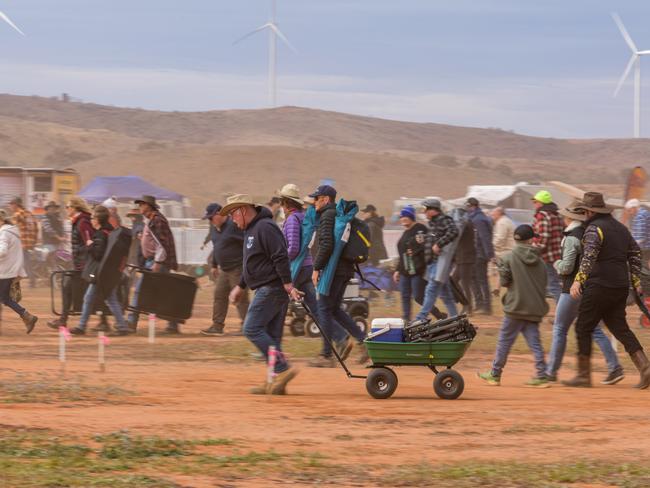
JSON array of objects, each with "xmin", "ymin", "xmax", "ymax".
[{"xmin": 0, "ymin": 223, "xmax": 26, "ymax": 279}]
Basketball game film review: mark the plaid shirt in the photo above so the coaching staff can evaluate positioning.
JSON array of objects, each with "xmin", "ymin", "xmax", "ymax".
[
  {"xmin": 424, "ymin": 213, "xmax": 459, "ymax": 263},
  {"xmin": 532, "ymin": 209, "xmax": 564, "ymax": 264},
  {"xmin": 148, "ymin": 211, "xmax": 178, "ymax": 271},
  {"xmin": 13, "ymin": 207, "xmax": 38, "ymax": 250}
]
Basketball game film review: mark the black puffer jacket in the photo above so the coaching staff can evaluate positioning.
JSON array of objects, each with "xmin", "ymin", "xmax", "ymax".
[{"xmin": 313, "ymin": 202, "xmax": 355, "ymax": 277}]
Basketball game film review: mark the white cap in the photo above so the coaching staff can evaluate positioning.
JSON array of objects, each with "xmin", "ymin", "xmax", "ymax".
[
  {"xmin": 625, "ymin": 198, "xmax": 641, "ymax": 210},
  {"xmin": 102, "ymin": 197, "xmax": 118, "ymax": 209}
]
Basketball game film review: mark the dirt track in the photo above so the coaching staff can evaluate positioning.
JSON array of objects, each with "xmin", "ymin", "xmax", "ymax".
[{"xmin": 2, "ymin": 285, "xmax": 650, "ymax": 487}]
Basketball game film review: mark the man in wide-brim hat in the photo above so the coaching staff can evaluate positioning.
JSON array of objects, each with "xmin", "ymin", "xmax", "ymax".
[
  {"xmin": 221, "ymin": 194, "xmax": 302, "ymax": 395},
  {"xmin": 564, "ymin": 192, "xmax": 650, "ymax": 389},
  {"xmin": 544, "ymin": 201, "xmax": 623, "ymax": 385}
]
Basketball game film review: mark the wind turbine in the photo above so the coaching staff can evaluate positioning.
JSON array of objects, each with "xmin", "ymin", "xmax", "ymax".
[
  {"xmin": 612, "ymin": 12, "xmax": 650, "ymax": 138},
  {"xmin": 234, "ymin": 0, "xmax": 296, "ymax": 107},
  {"xmin": 0, "ymin": 8, "xmax": 24, "ymax": 36}
]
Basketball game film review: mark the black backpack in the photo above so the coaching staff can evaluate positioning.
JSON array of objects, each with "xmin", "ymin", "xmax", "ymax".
[{"xmin": 341, "ymin": 218, "xmax": 372, "ymax": 264}]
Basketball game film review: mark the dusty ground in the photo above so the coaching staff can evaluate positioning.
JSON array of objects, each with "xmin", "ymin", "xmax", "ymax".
[{"xmin": 2, "ymin": 283, "xmax": 650, "ymax": 487}]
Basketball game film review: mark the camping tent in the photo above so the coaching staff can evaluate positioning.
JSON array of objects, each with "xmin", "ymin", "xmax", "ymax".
[{"xmin": 78, "ymin": 176, "xmax": 184, "ymax": 203}]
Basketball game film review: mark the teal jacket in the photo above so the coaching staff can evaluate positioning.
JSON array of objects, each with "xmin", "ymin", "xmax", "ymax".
[
  {"xmin": 290, "ymin": 206, "xmax": 318, "ymax": 281},
  {"xmin": 317, "ymin": 199, "xmax": 358, "ymax": 296}
]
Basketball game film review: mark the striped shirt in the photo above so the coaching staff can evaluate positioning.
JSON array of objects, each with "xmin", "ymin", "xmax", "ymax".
[{"xmin": 631, "ymin": 207, "xmax": 650, "ymax": 250}]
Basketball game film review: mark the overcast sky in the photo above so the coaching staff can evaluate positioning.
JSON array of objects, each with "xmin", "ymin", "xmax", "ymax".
[{"xmin": 1, "ymin": 0, "xmax": 650, "ymax": 138}]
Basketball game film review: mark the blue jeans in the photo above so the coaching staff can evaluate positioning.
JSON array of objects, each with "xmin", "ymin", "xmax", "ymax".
[
  {"xmin": 318, "ymin": 274, "xmax": 365, "ymax": 345},
  {"xmin": 128, "ymin": 258, "xmax": 178, "ymax": 330},
  {"xmin": 415, "ymin": 262, "xmax": 458, "ymax": 321},
  {"xmin": 243, "ymin": 285, "xmax": 290, "ymax": 374},
  {"xmin": 77, "ymin": 283, "xmax": 127, "ymax": 331},
  {"xmin": 295, "ymin": 266, "xmax": 346, "ymax": 356},
  {"xmin": 545, "ymin": 263, "xmax": 562, "ymax": 303},
  {"xmin": 546, "ymin": 293, "xmax": 621, "ymax": 376},
  {"xmin": 0, "ymin": 278, "xmax": 25, "ymax": 317},
  {"xmin": 399, "ymin": 274, "xmax": 426, "ymax": 321},
  {"xmin": 491, "ymin": 316, "xmax": 546, "ymax": 378}
]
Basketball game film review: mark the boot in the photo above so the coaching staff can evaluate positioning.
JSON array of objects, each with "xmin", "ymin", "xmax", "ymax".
[
  {"xmin": 21, "ymin": 311, "xmax": 38, "ymax": 334},
  {"xmin": 629, "ymin": 350, "xmax": 650, "ymax": 389},
  {"xmin": 250, "ymin": 381, "xmax": 272, "ymax": 395},
  {"xmin": 561, "ymin": 355, "xmax": 592, "ymax": 387},
  {"xmin": 270, "ymin": 366, "xmax": 299, "ymax": 395}
]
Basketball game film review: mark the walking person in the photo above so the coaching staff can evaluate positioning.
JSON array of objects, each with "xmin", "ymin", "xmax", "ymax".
[
  {"xmin": 465, "ymin": 198, "xmax": 495, "ymax": 314},
  {"xmin": 0, "ymin": 209, "xmax": 38, "ymax": 333},
  {"xmin": 278, "ymin": 184, "xmax": 350, "ymax": 368},
  {"xmin": 69, "ymin": 206, "xmax": 131, "ymax": 336},
  {"xmin": 491, "ymin": 207, "xmax": 515, "ymax": 258},
  {"xmin": 477, "ymin": 224, "xmax": 549, "ymax": 387},
  {"xmin": 310, "ymin": 185, "xmax": 369, "ymax": 363},
  {"xmin": 413, "ymin": 198, "xmax": 459, "ymax": 322},
  {"xmin": 9, "ymin": 197, "xmax": 38, "ymax": 288},
  {"xmin": 127, "ymin": 195, "xmax": 180, "ymax": 334},
  {"xmin": 545, "ymin": 204, "xmax": 623, "ymax": 384},
  {"xmin": 41, "ymin": 201, "xmax": 66, "ymax": 253},
  {"xmin": 221, "ymin": 194, "xmax": 302, "ymax": 394},
  {"xmin": 393, "ymin": 206, "xmax": 429, "ymax": 322},
  {"xmin": 625, "ymin": 198, "xmax": 650, "ymax": 265},
  {"xmin": 531, "ymin": 190, "xmax": 564, "ymax": 302},
  {"xmin": 452, "ymin": 212, "xmax": 476, "ymax": 315},
  {"xmin": 563, "ymin": 192, "xmax": 650, "ymax": 389},
  {"xmin": 47, "ymin": 197, "xmax": 94, "ymax": 330},
  {"xmin": 200, "ymin": 203, "xmax": 249, "ymax": 336},
  {"xmin": 360, "ymin": 204, "xmax": 389, "ymax": 266}
]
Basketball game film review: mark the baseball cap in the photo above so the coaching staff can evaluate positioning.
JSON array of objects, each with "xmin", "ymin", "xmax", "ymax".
[
  {"xmin": 361, "ymin": 204, "xmax": 377, "ymax": 213},
  {"xmin": 532, "ymin": 190, "xmax": 553, "ymax": 205},
  {"xmin": 203, "ymin": 203, "xmax": 223, "ymax": 219},
  {"xmin": 422, "ymin": 198, "xmax": 442, "ymax": 210},
  {"xmin": 308, "ymin": 185, "xmax": 337, "ymax": 199},
  {"xmin": 514, "ymin": 224, "xmax": 539, "ymax": 241}
]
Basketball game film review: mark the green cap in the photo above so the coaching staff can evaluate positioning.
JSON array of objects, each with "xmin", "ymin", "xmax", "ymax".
[{"xmin": 532, "ymin": 190, "xmax": 553, "ymax": 205}]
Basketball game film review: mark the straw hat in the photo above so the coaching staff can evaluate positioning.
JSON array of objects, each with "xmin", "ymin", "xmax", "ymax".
[
  {"xmin": 277, "ymin": 184, "xmax": 304, "ymax": 206},
  {"xmin": 67, "ymin": 196, "xmax": 91, "ymax": 214},
  {"xmin": 573, "ymin": 192, "xmax": 614, "ymax": 214},
  {"xmin": 559, "ymin": 206, "xmax": 587, "ymax": 222},
  {"xmin": 219, "ymin": 194, "xmax": 261, "ymax": 216}
]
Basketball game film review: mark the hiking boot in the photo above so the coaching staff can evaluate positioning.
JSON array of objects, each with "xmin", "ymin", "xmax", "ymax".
[
  {"xmin": 200, "ymin": 324, "xmax": 225, "ymax": 336},
  {"xmin": 47, "ymin": 317, "xmax": 67, "ymax": 330},
  {"xmin": 69, "ymin": 327, "xmax": 86, "ymax": 336},
  {"xmin": 477, "ymin": 371, "xmax": 501, "ymax": 386},
  {"xmin": 431, "ymin": 307, "xmax": 448, "ymax": 321},
  {"xmin": 561, "ymin": 355, "xmax": 592, "ymax": 387},
  {"xmin": 356, "ymin": 342, "xmax": 370, "ymax": 364},
  {"xmin": 308, "ymin": 355, "xmax": 336, "ymax": 368},
  {"xmin": 335, "ymin": 336, "xmax": 354, "ymax": 362},
  {"xmin": 162, "ymin": 326, "xmax": 180, "ymax": 335},
  {"xmin": 601, "ymin": 366, "xmax": 625, "ymax": 385},
  {"xmin": 545, "ymin": 373, "xmax": 557, "ymax": 382},
  {"xmin": 629, "ymin": 350, "xmax": 650, "ymax": 389},
  {"xmin": 270, "ymin": 366, "xmax": 299, "ymax": 395},
  {"xmin": 525, "ymin": 377, "xmax": 550, "ymax": 388},
  {"xmin": 21, "ymin": 311, "xmax": 38, "ymax": 334},
  {"xmin": 250, "ymin": 381, "xmax": 272, "ymax": 395}
]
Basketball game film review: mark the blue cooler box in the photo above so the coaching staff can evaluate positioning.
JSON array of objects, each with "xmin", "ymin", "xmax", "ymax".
[{"xmin": 367, "ymin": 319, "xmax": 405, "ymax": 342}]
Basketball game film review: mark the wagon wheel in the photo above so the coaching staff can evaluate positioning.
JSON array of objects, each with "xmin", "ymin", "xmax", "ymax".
[
  {"xmin": 433, "ymin": 369, "xmax": 464, "ymax": 400},
  {"xmin": 366, "ymin": 367, "xmax": 398, "ymax": 399},
  {"xmin": 353, "ymin": 316, "xmax": 369, "ymax": 335},
  {"xmin": 306, "ymin": 319, "xmax": 321, "ymax": 338},
  {"xmin": 288, "ymin": 318, "xmax": 306, "ymax": 337}
]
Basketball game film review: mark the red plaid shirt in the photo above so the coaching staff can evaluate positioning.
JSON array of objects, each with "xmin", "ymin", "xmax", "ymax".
[
  {"xmin": 13, "ymin": 207, "xmax": 38, "ymax": 250},
  {"xmin": 532, "ymin": 210, "xmax": 564, "ymax": 264}
]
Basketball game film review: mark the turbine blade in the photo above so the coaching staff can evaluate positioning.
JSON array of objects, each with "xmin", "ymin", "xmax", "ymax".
[
  {"xmin": 233, "ymin": 23, "xmax": 270, "ymax": 45},
  {"xmin": 615, "ymin": 53, "xmax": 637, "ymax": 97},
  {"xmin": 269, "ymin": 23, "xmax": 297, "ymax": 53},
  {"xmin": 612, "ymin": 12, "xmax": 637, "ymax": 53},
  {"xmin": 0, "ymin": 10, "xmax": 24, "ymax": 36}
]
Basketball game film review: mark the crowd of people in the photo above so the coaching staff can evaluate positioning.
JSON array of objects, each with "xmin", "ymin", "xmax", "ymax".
[{"xmin": 1, "ymin": 184, "xmax": 650, "ymax": 395}]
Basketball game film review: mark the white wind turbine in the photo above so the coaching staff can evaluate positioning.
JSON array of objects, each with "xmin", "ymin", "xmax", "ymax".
[
  {"xmin": 234, "ymin": 0, "xmax": 296, "ymax": 107},
  {"xmin": 0, "ymin": 8, "xmax": 24, "ymax": 36},
  {"xmin": 612, "ymin": 12, "xmax": 650, "ymax": 138}
]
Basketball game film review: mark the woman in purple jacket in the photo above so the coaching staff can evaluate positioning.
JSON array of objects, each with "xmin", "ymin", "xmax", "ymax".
[{"xmin": 279, "ymin": 184, "xmax": 350, "ymax": 368}]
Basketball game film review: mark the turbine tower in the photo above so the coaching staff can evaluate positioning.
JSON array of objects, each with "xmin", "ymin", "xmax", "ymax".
[
  {"xmin": 612, "ymin": 12, "xmax": 650, "ymax": 138},
  {"xmin": 234, "ymin": 0, "xmax": 296, "ymax": 107},
  {"xmin": 0, "ymin": 8, "xmax": 24, "ymax": 36}
]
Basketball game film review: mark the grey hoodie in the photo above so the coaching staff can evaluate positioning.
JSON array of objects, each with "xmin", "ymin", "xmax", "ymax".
[{"xmin": 497, "ymin": 243, "xmax": 549, "ymax": 322}]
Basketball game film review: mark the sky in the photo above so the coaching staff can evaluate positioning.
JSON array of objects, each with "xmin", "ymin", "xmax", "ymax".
[{"xmin": 1, "ymin": 0, "xmax": 650, "ymax": 138}]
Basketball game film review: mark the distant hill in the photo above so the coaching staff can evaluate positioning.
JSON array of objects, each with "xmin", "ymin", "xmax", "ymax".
[{"xmin": 0, "ymin": 94, "xmax": 645, "ymax": 215}]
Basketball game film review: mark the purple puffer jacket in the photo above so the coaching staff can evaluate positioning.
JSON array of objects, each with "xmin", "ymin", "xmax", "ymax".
[{"xmin": 283, "ymin": 210, "xmax": 313, "ymax": 268}]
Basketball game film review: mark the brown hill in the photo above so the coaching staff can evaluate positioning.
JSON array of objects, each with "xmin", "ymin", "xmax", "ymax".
[{"xmin": 0, "ymin": 94, "xmax": 646, "ymax": 215}]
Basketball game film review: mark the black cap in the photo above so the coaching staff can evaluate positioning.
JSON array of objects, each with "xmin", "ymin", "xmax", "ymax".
[
  {"xmin": 514, "ymin": 224, "xmax": 538, "ymax": 241},
  {"xmin": 361, "ymin": 204, "xmax": 377, "ymax": 213},
  {"xmin": 308, "ymin": 185, "xmax": 337, "ymax": 199},
  {"xmin": 465, "ymin": 197, "xmax": 479, "ymax": 208},
  {"xmin": 203, "ymin": 203, "xmax": 223, "ymax": 219}
]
